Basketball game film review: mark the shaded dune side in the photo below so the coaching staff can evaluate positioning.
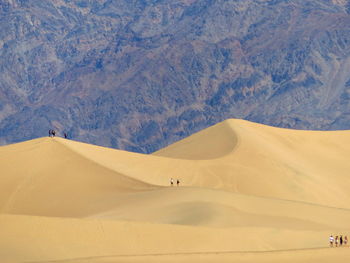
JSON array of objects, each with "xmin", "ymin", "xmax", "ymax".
[
  {"xmin": 88, "ymin": 187, "xmax": 350, "ymax": 230},
  {"xmin": 0, "ymin": 138, "xmax": 155, "ymax": 217},
  {"xmin": 224, "ymin": 119, "xmax": 350, "ymax": 209},
  {"xmin": 153, "ymin": 121, "xmax": 238, "ymax": 160}
]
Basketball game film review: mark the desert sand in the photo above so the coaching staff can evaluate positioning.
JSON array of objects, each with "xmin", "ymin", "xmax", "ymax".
[{"xmin": 1, "ymin": 119, "xmax": 350, "ymax": 262}]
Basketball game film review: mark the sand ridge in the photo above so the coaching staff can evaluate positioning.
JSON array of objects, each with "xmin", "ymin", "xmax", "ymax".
[{"xmin": 1, "ymin": 119, "xmax": 350, "ymax": 262}]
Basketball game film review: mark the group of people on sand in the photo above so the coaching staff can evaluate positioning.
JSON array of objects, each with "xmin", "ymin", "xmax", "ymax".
[
  {"xmin": 329, "ymin": 234, "xmax": 348, "ymax": 247},
  {"xmin": 49, "ymin": 129, "xmax": 68, "ymax": 139},
  {"xmin": 48, "ymin": 129, "xmax": 56, "ymax": 137},
  {"xmin": 170, "ymin": 178, "xmax": 180, "ymax": 186}
]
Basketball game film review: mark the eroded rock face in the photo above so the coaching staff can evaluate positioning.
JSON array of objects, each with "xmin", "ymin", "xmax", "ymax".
[{"xmin": 1, "ymin": 0, "xmax": 350, "ymax": 152}]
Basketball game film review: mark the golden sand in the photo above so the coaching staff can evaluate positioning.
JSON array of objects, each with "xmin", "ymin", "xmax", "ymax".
[{"xmin": 1, "ymin": 119, "xmax": 350, "ymax": 262}]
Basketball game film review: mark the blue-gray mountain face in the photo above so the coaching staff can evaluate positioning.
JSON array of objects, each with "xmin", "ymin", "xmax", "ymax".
[{"xmin": 1, "ymin": 0, "xmax": 350, "ymax": 152}]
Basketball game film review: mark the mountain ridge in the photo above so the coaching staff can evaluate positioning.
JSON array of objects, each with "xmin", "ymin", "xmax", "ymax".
[{"xmin": 1, "ymin": 0, "xmax": 350, "ymax": 152}]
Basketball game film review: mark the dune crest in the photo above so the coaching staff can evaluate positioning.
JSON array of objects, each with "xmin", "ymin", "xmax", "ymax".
[
  {"xmin": 153, "ymin": 120, "xmax": 239, "ymax": 159},
  {"xmin": 1, "ymin": 119, "xmax": 350, "ymax": 262}
]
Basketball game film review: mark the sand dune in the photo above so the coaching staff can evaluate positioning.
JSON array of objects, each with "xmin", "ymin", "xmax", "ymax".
[{"xmin": 1, "ymin": 119, "xmax": 350, "ymax": 262}]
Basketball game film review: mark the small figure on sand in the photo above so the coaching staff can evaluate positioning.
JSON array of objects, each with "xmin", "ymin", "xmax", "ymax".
[
  {"xmin": 64, "ymin": 132, "xmax": 68, "ymax": 139},
  {"xmin": 330, "ymin": 235, "xmax": 334, "ymax": 247},
  {"xmin": 49, "ymin": 129, "xmax": 56, "ymax": 137},
  {"xmin": 170, "ymin": 178, "xmax": 174, "ymax": 186},
  {"xmin": 340, "ymin": 235, "xmax": 343, "ymax": 246},
  {"xmin": 177, "ymin": 179, "xmax": 180, "ymax": 186},
  {"xmin": 335, "ymin": 236, "xmax": 339, "ymax": 247},
  {"xmin": 344, "ymin": 236, "xmax": 348, "ymax": 246}
]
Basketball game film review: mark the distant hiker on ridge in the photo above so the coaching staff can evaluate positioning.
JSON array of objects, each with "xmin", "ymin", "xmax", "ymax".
[
  {"xmin": 49, "ymin": 129, "xmax": 55, "ymax": 137},
  {"xmin": 64, "ymin": 132, "xmax": 67, "ymax": 139},
  {"xmin": 170, "ymin": 178, "xmax": 174, "ymax": 186},
  {"xmin": 177, "ymin": 179, "xmax": 180, "ymax": 186}
]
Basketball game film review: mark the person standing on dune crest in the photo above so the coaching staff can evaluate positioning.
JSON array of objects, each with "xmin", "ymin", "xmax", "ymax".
[{"xmin": 170, "ymin": 178, "xmax": 174, "ymax": 186}]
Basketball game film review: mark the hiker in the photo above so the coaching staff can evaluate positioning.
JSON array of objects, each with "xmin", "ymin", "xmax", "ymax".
[
  {"xmin": 344, "ymin": 236, "xmax": 348, "ymax": 246},
  {"xmin": 52, "ymin": 130, "xmax": 56, "ymax": 137},
  {"xmin": 330, "ymin": 235, "xmax": 334, "ymax": 247},
  {"xmin": 335, "ymin": 236, "xmax": 339, "ymax": 247},
  {"xmin": 64, "ymin": 132, "xmax": 67, "ymax": 139},
  {"xmin": 340, "ymin": 235, "xmax": 343, "ymax": 246},
  {"xmin": 177, "ymin": 179, "xmax": 180, "ymax": 186},
  {"xmin": 170, "ymin": 178, "xmax": 174, "ymax": 186}
]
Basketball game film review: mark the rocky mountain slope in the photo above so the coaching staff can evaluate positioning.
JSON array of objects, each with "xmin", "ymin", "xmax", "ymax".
[{"xmin": 1, "ymin": 0, "xmax": 350, "ymax": 152}]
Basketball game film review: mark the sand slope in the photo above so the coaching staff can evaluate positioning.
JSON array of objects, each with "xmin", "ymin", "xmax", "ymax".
[
  {"xmin": 1, "ymin": 119, "xmax": 350, "ymax": 262},
  {"xmin": 155, "ymin": 119, "xmax": 350, "ymax": 208}
]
